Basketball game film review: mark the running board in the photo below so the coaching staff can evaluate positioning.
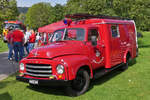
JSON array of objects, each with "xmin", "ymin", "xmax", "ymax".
[{"xmin": 94, "ymin": 63, "xmax": 124, "ymax": 79}]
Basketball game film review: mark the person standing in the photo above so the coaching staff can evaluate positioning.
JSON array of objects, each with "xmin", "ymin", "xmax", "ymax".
[
  {"xmin": 6, "ymin": 26, "xmax": 14, "ymax": 61},
  {"xmin": 28, "ymin": 30, "xmax": 35, "ymax": 52},
  {"xmin": 11, "ymin": 28, "xmax": 24, "ymax": 62},
  {"xmin": 24, "ymin": 29, "xmax": 31, "ymax": 54},
  {"xmin": 34, "ymin": 32, "xmax": 40, "ymax": 48}
]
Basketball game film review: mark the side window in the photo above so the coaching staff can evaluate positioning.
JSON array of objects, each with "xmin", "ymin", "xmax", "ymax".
[
  {"xmin": 88, "ymin": 29, "xmax": 99, "ymax": 41},
  {"xmin": 111, "ymin": 25, "xmax": 120, "ymax": 38}
]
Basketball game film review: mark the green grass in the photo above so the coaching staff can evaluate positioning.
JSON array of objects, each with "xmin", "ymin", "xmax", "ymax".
[
  {"xmin": 0, "ymin": 39, "xmax": 8, "ymax": 52},
  {"xmin": 0, "ymin": 32, "xmax": 150, "ymax": 100}
]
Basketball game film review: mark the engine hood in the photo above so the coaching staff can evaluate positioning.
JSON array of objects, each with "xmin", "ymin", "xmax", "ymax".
[{"xmin": 27, "ymin": 41, "xmax": 88, "ymax": 59}]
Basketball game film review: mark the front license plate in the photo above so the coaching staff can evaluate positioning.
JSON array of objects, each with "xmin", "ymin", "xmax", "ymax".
[{"xmin": 29, "ymin": 80, "xmax": 38, "ymax": 85}]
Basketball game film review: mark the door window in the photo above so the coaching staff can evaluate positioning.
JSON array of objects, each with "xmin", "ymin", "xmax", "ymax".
[
  {"xmin": 88, "ymin": 29, "xmax": 99, "ymax": 46},
  {"xmin": 111, "ymin": 25, "xmax": 120, "ymax": 38},
  {"xmin": 88, "ymin": 29, "xmax": 99, "ymax": 41}
]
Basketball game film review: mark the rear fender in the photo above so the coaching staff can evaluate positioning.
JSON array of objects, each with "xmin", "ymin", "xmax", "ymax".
[{"xmin": 123, "ymin": 49, "xmax": 131, "ymax": 63}]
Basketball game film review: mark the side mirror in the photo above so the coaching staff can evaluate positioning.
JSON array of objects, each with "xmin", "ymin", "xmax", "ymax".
[{"xmin": 91, "ymin": 36, "xmax": 97, "ymax": 46}]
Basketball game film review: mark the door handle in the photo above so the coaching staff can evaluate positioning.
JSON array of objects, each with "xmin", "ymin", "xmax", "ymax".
[{"xmin": 101, "ymin": 45, "xmax": 105, "ymax": 48}]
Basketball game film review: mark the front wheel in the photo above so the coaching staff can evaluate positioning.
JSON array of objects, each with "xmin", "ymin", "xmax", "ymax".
[{"xmin": 66, "ymin": 69, "xmax": 90, "ymax": 96}]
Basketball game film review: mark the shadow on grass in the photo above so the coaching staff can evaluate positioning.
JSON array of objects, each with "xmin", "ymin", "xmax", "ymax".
[
  {"xmin": 89, "ymin": 69, "xmax": 122, "ymax": 90},
  {"xmin": 89, "ymin": 59, "xmax": 137, "ymax": 90},
  {"xmin": 26, "ymin": 59, "xmax": 137, "ymax": 96},
  {"xmin": 138, "ymin": 45, "xmax": 150, "ymax": 48},
  {"xmin": 129, "ymin": 58, "xmax": 136, "ymax": 66},
  {"xmin": 27, "ymin": 85, "xmax": 67, "ymax": 96},
  {"xmin": 0, "ymin": 92, "xmax": 12, "ymax": 100},
  {"xmin": 26, "ymin": 69, "xmax": 129, "ymax": 96}
]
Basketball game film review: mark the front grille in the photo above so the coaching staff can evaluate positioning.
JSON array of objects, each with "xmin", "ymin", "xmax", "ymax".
[{"xmin": 25, "ymin": 64, "xmax": 52, "ymax": 78}]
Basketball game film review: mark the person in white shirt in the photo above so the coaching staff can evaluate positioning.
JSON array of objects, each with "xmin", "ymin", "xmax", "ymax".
[
  {"xmin": 24, "ymin": 29, "xmax": 31, "ymax": 54},
  {"xmin": 34, "ymin": 32, "xmax": 40, "ymax": 48}
]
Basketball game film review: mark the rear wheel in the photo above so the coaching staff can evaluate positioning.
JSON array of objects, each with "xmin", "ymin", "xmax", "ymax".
[
  {"xmin": 120, "ymin": 54, "xmax": 130, "ymax": 71},
  {"xmin": 66, "ymin": 69, "xmax": 90, "ymax": 96}
]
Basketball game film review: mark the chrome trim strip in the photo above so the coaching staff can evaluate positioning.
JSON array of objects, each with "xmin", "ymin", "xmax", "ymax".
[
  {"xmin": 26, "ymin": 69, "xmax": 52, "ymax": 73},
  {"xmin": 26, "ymin": 65, "xmax": 51, "ymax": 69}
]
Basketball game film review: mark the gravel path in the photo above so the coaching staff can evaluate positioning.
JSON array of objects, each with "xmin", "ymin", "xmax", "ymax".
[{"xmin": 0, "ymin": 52, "xmax": 19, "ymax": 81}]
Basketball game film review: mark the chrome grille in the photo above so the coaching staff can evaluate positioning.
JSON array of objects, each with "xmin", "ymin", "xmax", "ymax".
[{"xmin": 25, "ymin": 64, "xmax": 52, "ymax": 78}]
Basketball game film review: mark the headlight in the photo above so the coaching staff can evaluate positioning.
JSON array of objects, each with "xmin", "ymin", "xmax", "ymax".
[
  {"xmin": 56, "ymin": 64, "xmax": 64, "ymax": 74},
  {"xmin": 19, "ymin": 63, "xmax": 25, "ymax": 71}
]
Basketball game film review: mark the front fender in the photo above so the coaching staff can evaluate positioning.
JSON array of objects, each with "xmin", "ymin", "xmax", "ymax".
[{"xmin": 53, "ymin": 55, "xmax": 93, "ymax": 80}]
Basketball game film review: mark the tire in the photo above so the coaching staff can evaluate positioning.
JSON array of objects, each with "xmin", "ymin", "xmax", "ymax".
[
  {"xmin": 120, "ymin": 55, "xmax": 130, "ymax": 71},
  {"xmin": 66, "ymin": 69, "xmax": 90, "ymax": 96}
]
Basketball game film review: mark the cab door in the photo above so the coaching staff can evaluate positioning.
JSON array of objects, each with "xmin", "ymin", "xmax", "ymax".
[{"xmin": 86, "ymin": 28, "xmax": 105, "ymax": 69}]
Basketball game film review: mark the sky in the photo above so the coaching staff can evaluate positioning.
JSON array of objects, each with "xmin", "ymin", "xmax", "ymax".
[{"xmin": 16, "ymin": 0, "xmax": 67, "ymax": 7}]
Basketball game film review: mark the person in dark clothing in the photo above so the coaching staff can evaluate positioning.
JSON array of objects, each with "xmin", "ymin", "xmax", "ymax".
[
  {"xmin": 11, "ymin": 29, "xmax": 24, "ymax": 62},
  {"xmin": 28, "ymin": 30, "xmax": 35, "ymax": 52},
  {"xmin": 6, "ymin": 26, "xmax": 14, "ymax": 61}
]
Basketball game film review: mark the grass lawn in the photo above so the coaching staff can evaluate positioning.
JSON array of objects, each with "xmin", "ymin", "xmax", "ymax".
[
  {"xmin": 0, "ymin": 39, "xmax": 8, "ymax": 52},
  {"xmin": 0, "ymin": 32, "xmax": 150, "ymax": 100}
]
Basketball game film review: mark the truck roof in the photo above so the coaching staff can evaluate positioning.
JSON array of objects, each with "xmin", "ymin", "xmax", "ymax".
[
  {"xmin": 66, "ymin": 14, "xmax": 134, "ymax": 25},
  {"xmin": 4, "ymin": 20, "xmax": 22, "ymax": 24}
]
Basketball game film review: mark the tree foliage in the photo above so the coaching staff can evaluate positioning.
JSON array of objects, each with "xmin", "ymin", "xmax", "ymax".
[
  {"xmin": 18, "ymin": 13, "xmax": 26, "ymax": 23},
  {"xmin": 0, "ymin": 0, "xmax": 19, "ymax": 33},
  {"xmin": 25, "ymin": 2, "xmax": 52, "ymax": 30},
  {"xmin": 65, "ymin": 0, "xmax": 150, "ymax": 31},
  {"xmin": 49, "ymin": 4, "xmax": 65, "ymax": 23}
]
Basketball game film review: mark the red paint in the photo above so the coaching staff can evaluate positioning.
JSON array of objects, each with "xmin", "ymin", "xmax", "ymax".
[{"xmin": 18, "ymin": 17, "xmax": 138, "ymax": 82}]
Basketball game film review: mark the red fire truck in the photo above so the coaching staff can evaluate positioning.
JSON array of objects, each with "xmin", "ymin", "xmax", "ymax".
[
  {"xmin": 16, "ymin": 14, "xmax": 138, "ymax": 96},
  {"xmin": 2, "ymin": 20, "xmax": 26, "ymax": 42}
]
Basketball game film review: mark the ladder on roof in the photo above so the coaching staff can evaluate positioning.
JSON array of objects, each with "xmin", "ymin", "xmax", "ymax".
[{"xmin": 65, "ymin": 13, "xmax": 131, "ymax": 20}]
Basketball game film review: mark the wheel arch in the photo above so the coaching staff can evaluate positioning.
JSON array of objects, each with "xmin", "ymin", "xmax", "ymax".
[
  {"xmin": 76, "ymin": 65, "xmax": 93, "ymax": 79},
  {"xmin": 54, "ymin": 55, "xmax": 93, "ymax": 80},
  {"xmin": 124, "ymin": 50, "xmax": 131, "ymax": 63}
]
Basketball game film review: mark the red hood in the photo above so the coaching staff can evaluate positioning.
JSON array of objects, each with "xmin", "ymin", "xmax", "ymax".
[{"xmin": 27, "ymin": 41, "xmax": 88, "ymax": 59}]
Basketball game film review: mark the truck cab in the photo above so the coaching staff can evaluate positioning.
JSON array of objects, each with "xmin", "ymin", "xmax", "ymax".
[{"xmin": 16, "ymin": 14, "xmax": 138, "ymax": 96}]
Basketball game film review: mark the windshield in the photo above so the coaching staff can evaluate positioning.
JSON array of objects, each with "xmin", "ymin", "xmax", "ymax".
[
  {"xmin": 51, "ymin": 28, "xmax": 85, "ymax": 42},
  {"xmin": 51, "ymin": 29, "xmax": 64, "ymax": 42},
  {"xmin": 4, "ymin": 23, "xmax": 22, "ymax": 30}
]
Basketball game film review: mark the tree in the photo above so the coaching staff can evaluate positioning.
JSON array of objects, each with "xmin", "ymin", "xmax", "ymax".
[
  {"xmin": 25, "ymin": 2, "xmax": 52, "ymax": 30},
  {"xmin": 0, "ymin": 0, "xmax": 19, "ymax": 34},
  {"xmin": 18, "ymin": 13, "xmax": 26, "ymax": 23},
  {"xmin": 65, "ymin": 0, "xmax": 87, "ymax": 15},
  {"xmin": 112, "ymin": 0, "xmax": 150, "ymax": 30},
  {"xmin": 65, "ymin": 0, "xmax": 150, "ymax": 31},
  {"xmin": 49, "ymin": 4, "xmax": 65, "ymax": 23}
]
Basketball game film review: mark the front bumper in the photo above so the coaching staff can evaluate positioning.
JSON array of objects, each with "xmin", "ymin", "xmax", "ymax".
[{"xmin": 16, "ymin": 76, "xmax": 71, "ymax": 86}]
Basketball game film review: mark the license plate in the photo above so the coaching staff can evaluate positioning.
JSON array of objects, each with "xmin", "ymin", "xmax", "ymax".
[{"xmin": 29, "ymin": 80, "xmax": 38, "ymax": 85}]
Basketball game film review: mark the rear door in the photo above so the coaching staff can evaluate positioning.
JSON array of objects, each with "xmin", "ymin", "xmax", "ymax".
[
  {"xmin": 109, "ymin": 25, "xmax": 122, "ymax": 66},
  {"xmin": 119, "ymin": 24, "xmax": 129, "ymax": 60}
]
